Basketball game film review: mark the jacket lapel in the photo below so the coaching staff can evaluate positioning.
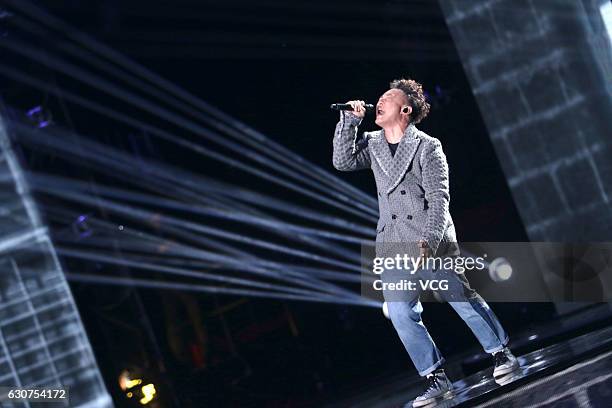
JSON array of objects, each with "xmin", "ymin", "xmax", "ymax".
[
  {"xmin": 386, "ymin": 124, "xmax": 421, "ymax": 194},
  {"xmin": 368, "ymin": 131, "xmax": 392, "ymax": 180}
]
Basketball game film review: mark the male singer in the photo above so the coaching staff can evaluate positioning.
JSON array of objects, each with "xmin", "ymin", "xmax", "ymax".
[{"xmin": 332, "ymin": 78, "xmax": 518, "ymax": 407}]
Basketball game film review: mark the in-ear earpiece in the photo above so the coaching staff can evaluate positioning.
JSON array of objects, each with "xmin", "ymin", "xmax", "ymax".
[{"xmin": 402, "ymin": 107, "xmax": 409, "ymax": 113}]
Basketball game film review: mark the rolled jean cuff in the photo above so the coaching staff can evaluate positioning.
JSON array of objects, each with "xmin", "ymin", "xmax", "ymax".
[
  {"xmin": 418, "ymin": 357, "xmax": 446, "ymax": 377},
  {"xmin": 484, "ymin": 335, "xmax": 509, "ymax": 354}
]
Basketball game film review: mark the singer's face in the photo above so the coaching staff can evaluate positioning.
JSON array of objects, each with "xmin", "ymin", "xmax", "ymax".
[{"xmin": 375, "ymin": 89, "xmax": 408, "ymax": 127}]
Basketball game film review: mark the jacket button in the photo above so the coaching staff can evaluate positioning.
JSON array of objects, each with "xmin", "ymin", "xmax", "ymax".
[
  {"xmin": 400, "ymin": 190, "xmax": 406, "ymax": 195},
  {"xmin": 407, "ymin": 215, "xmax": 413, "ymax": 220},
  {"xmin": 391, "ymin": 214, "xmax": 397, "ymax": 220}
]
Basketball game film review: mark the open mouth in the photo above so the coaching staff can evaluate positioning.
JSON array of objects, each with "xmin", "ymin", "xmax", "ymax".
[{"xmin": 376, "ymin": 108, "xmax": 384, "ymax": 116}]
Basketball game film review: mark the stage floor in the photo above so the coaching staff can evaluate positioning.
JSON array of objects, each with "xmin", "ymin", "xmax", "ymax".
[
  {"xmin": 325, "ymin": 319, "xmax": 612, "ymax": 408},
  {"xmin": 440, "ymin": 324, "xmax": 612, "ymax": 407}
]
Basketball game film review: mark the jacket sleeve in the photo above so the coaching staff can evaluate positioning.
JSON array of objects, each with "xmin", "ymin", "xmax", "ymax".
[
  {"xmin": 420, "ymin": 139, "xmax": 451, "ymax": 256},
  {"xmin": 332, "ymin": 111, "xmax": 371, "ymax": 171}
]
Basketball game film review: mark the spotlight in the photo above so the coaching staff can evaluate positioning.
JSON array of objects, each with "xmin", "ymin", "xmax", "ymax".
[
  {"xmin": 118, "ymin": 368, "xmax": 158, "ymax": 406},
  {"xmin": 118, "ymin": 369, "xmax": 140, "ymax": 392},
  {"xmin": 382, "ymin": 301, "xmax": 390, "ymax": 319},
  {"xmin": 71, "ymin": 214, "xmax": 93, "ymax": 238},
  {"xmin": 488, "ymin": 257, "xmax": 512, "ymax": 282},
  {"xmin": 26, "ymin": 105, "xmax": 52, "ymax": 128},
  {"xmin": 139, "ymin": 383, "xmax": 157, "ymax": 405}
]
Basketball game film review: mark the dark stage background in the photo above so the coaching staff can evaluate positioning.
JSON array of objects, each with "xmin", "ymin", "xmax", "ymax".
[{"xmin": 0, "ymin": 0, "xmax": 577, "ymax": 406}]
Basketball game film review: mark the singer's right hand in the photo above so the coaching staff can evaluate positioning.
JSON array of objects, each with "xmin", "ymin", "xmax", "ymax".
[{"xmin": 346, "ymin": 100, "xmax": 366, "ymax": 118}]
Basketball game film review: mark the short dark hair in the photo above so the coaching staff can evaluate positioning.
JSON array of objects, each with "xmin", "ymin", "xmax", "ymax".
[{"xmin": 389, "ymin": 78, "xmax": 430, "ymax": 124}]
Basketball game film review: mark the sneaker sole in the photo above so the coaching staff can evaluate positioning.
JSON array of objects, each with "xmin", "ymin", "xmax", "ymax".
[
  {"xmin": 493, "ymin": 361, "xmax": 520, "ymax": 377},
  {"xmin": 412, "ymin": 390, "xmax": 454, "ymax": 407}
]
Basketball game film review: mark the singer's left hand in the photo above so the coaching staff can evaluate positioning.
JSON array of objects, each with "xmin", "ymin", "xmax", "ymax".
[{"xmin": 417, "ymin": 240, "xmax": 432, "ymax": 269}]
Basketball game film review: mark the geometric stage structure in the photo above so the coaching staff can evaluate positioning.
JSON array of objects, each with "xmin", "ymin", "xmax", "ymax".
[
  {"xmin": 0, "ymin": 115, "xmax": 113, "ymax": 407},
  {"xmin": 438, "ymin": 0, "xmax": 612, "ymax": 315},
  {"xmin": 438, "ymin": 0, "xmax": 612, "ymax": 242}
]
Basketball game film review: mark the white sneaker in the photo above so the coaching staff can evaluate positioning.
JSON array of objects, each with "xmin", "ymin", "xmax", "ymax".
[
  {"xmin": 492, "ymin": 348, "xmax": 519, "ymax": 377},
  {"xmin": 412, "ymin": 369, "xmax": 453, "ymax": 407}
]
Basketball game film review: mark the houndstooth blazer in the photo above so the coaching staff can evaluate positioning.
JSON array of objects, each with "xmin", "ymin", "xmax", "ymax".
[{"xmin": 332, "ymin": 111, "xmax": 459, "ymax": 258}]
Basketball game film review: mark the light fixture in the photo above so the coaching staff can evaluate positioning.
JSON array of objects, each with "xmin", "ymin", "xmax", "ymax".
[{"xmin": 488, "ymin": 257, "xmax": 513, "ymax": 282}]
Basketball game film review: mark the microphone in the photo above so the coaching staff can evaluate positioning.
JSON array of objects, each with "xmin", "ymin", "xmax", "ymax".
[{"xmin": 330, "ymin": 103, "xmax": 375, "ymax": 112}]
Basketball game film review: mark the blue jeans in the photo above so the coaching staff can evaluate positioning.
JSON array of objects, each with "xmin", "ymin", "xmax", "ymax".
[{"xmin": 382, "ymin": 264, "xmax": 509, "ymax": 376}]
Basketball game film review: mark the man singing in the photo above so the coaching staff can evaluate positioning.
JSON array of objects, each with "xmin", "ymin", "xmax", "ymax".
[{"xmin": 332, "ymin": 79, "xmax": 518, "ymax": 407}]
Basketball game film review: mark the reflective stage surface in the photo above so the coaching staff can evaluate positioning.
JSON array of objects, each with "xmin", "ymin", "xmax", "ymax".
[{"xmin": 404, "ymin": 324, "xmax": 612, "ymax": 407}]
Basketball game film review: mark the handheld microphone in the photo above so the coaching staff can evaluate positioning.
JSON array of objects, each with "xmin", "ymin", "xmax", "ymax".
[{"xmin": 330, "ymin": 103, "xmax": 375, "ymax": 112}]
